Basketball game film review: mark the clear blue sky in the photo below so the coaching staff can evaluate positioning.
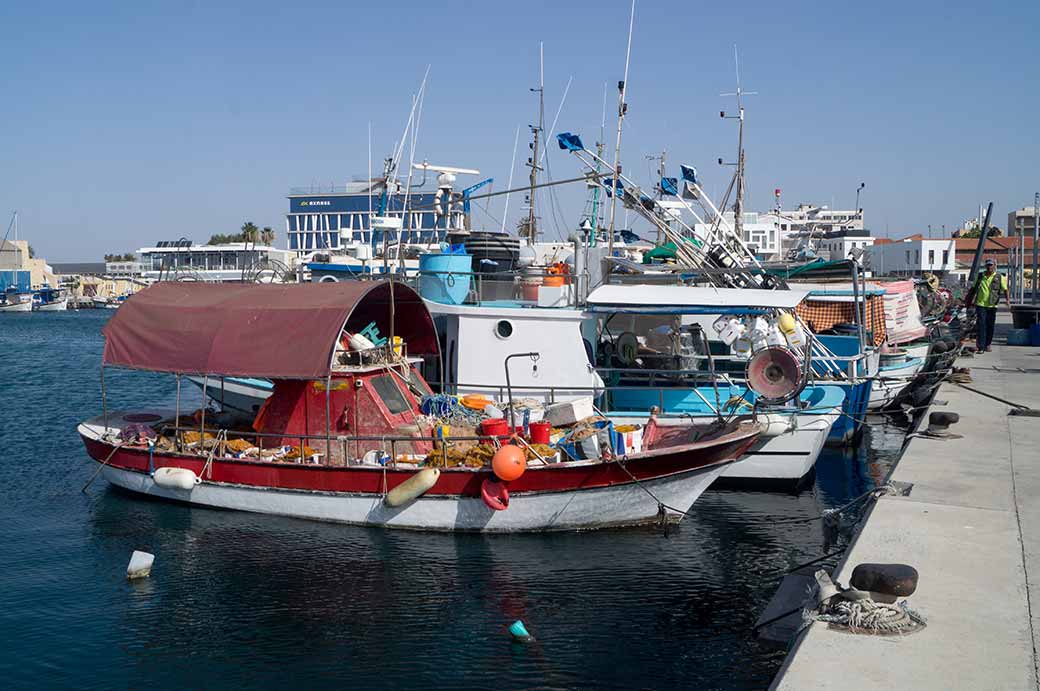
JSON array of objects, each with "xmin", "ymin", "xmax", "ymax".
[{"xmin": 2, "ymin": 0, "xmax": 1038, "ymax": 261}]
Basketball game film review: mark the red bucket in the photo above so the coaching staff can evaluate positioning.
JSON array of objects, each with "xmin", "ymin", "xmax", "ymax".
[
  {"xmin": 480, "ymin": 418, "xmax": 509, "ymax": 438},
  {"xmin": 529, "ymin": 421, "xmax": 551, "ymax": 445}
]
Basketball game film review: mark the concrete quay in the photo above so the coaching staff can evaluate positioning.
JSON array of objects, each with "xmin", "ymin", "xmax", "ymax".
[{"xmin": 773, "ymin": 316, "xmax": 1040, "ymax": 690}]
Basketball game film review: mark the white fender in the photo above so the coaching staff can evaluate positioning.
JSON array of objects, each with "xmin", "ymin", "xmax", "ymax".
[
  {"xmin": 384, "ymin": 467, "xmax": 441, "ymax": 507},
  {"xmin": 759, "ymin": 413, "xmax": 795, "ymax": 438},
  {"xmin": 153, "ymin": 466, "xmax": 200, "ymax": 491}
]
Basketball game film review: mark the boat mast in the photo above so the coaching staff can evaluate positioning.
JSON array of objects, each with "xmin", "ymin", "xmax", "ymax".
[
  {"xmin": 722, "ymin": 46, "xmax": 754, "ymax": 248},
  {"xmin": 608, "ymin": 0, "xmax": 636, "ymax": 258},
  {"xmin": 500, "ymin": 125, "xmax": 522, "ymax": 233},
  {"xmin": 592, "ymin": 84, "xmax": 607, "ymax": 245},
  {"xmin": 525, "ymin": 43, "xmax": 545, "ymax": 246}
]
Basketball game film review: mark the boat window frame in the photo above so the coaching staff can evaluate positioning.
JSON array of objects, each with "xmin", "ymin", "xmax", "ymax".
[{"xmin": 370, "ymin": 374, "xmax": 411, "ymax": 415}]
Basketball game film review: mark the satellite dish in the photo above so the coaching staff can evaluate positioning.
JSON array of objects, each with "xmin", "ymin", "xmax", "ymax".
[{"xmin": 746, "ymin": 347, "xmax": 803, "ymax": 401}]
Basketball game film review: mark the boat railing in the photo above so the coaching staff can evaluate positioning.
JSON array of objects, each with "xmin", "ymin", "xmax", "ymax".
[
  {"xmin": 156, "ymin": 423, "xmax": 531, "ymax": 472},
  {"xmin": 396, "ymin": 268, "xmax": 581, "ymax": 309},
  {"xmin": 446, "ymin": 377, "xmax": 833, "ymax": 418}
]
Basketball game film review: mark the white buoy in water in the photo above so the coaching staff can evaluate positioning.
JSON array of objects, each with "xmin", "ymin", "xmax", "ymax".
[{"xmin": 127, "ymin": 550, "xmax": 154, "ymax": 580}]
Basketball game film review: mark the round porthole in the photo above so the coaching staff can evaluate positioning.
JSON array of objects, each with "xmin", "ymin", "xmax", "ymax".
[{"xmin": 495, "ymin": 320, "xmax": 513, "ymax": 339}]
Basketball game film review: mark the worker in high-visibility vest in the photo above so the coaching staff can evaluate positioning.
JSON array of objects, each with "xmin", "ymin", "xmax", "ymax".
[{"xmin": 965, "ymin": 258, "xmax": 1009, "ymax": 352}]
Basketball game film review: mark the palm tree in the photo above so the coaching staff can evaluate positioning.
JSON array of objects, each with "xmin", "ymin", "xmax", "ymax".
[
  {"xmin": 240, "ymin": 221, "xmax": 259, "ymax": 244},
  {"xmin": 260, "ymin": 226, "xmax": 275, "ymax": 246}
]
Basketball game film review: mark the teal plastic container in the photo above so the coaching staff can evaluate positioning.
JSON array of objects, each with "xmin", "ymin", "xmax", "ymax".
[
  {"xmin": 1007, "ymin": 328, "xmax": 1030, "ymax": 346},
  {"xmin": 1030, "ymin": 324, "xmax": 1040, "ymax": 347},
  {"xmin": 418, "ymin": 253, "xmax": 472, "ymax": 305}
]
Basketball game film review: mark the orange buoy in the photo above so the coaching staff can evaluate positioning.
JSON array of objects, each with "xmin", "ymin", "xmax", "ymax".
[{"xmin": 492, "ymin": 444, "xmax": 526, "ymax": 481}]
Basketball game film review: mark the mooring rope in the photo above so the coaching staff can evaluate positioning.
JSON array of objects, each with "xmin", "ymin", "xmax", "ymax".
[
  {"xmin": 81, "ymin": 440, "xmax": 125, "ymax": 493},
  {"xmin": 813, "ymin": 596, "xmax": 926, "ymax": 634}
]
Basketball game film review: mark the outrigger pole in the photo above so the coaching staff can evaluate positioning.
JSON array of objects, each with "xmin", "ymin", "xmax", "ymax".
[{"xmin": 608, "ymin": 0, "xmax": 636, "ymax": 258}]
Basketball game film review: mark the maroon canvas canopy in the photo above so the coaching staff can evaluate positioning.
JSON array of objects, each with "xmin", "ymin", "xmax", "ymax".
[{"xmin": 102, "ymin": 281, "xmax": 438, "ymax": 378}]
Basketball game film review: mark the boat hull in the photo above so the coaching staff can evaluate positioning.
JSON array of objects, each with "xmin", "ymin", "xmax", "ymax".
[
  {"xmin": 96, "ymin": 462, "xmax": 725, "ymax": 532},
  {"xmin": 868, "ymin": 357, "xmax": 925, "ymax": 411},
  {"xmin": 719, "ymin": 410, "xmax": 836, "ymax": 481},
  {"xmin": 36, "ymin": 298, "xmax": 68, "ymax": 311},
  {"xmin": 0, "ymin": 299, "xmax": 32, "ymax": 312},
  {"xmin": 79, "ymin": 414, "xmax": 757, "ymax": 532},
  {"xmin": 826, "ymin": 379, "xmax": 872, "ymax": 445},
  {"xmin": 610, "ymin": 410, "xmax": 837, "ymax": 484}
]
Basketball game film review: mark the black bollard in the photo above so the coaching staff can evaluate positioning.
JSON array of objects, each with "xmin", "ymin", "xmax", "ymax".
[{"xmin": 850, "ymin": 563, "xmax": 919, "ymax": 603}]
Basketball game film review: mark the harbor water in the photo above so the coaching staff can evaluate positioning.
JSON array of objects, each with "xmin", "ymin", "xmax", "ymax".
[{"xmin": 0, "ymin": 311, "xmax": 906, "ymax": 689}]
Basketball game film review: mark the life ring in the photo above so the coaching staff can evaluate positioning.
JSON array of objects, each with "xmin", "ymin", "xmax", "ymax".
[{"xmin": 481, "ymin": 477, "xmax": 510, "ymax": 511}]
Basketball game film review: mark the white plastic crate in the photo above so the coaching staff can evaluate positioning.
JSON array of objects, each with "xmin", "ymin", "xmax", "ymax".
[{"xmin": 545, "ymin": 396, "xmax": 595, "ymax": 427}]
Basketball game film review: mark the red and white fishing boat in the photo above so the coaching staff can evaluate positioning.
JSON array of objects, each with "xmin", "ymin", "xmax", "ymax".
[{"xmin": 78, "ymin": 281, "xmax": 758, "ymax": 532}]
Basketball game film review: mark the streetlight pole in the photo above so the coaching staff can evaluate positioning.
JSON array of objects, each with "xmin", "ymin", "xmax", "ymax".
[
  {"xmin": 1032, "ymin": 191, "xmax": 1039, "ymax": 304},
  {"xmin": 854, "ymin": 182, "xmax": 865, "ymax": 227}
]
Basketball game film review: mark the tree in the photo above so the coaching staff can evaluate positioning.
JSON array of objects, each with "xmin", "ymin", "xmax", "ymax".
[
  {"xmin": 960, "ymin": 226, "xmax": 1002, "ymax": 239},
  {"xmin": 104, "ymin": 252, "xmax": 137, "ymax": 261},
  {"xmin": 207, "ymin": 232, "xmax": 246, "ymax": 245},
  {"xmin": 241, "ymin": 221, "xmax": 259, "ymax": 244},
  {"xmin": 260, "ymin": 226, "xmax": 275, "ymax": 246}
]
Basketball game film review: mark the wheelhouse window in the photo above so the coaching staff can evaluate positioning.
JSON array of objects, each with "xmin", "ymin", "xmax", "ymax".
[
  {"xmin": 371, "ymin": 375, "xmax": 410, "ymax": 414},
  {"xmin": 407, "ymin": 368, "xmax": 433, "ymax": 397}
]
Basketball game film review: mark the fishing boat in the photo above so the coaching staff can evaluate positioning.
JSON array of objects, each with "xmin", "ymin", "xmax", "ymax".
[
  {"xmin": 0, "ymin": 288, "xmax": 32, "ymax": 312},
  {"xmin": 416, "ymin": 283, "xmax": 843, "ymax": 485},
  {"xmin": 867, "ymin": 349, "xmax": 925, "ymax": 411},
  {"xmin": 79, "ymin": 281, "xmax": 758, "ymax": 532},
  {"xmin": 33, "ymin": 285, "xmax": 67, "ymax": 311}
]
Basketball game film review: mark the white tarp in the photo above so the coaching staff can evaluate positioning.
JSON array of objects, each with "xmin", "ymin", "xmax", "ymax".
[{"xmin": 586, "ymin": 284, "xmax": 809, "ymax": 310}]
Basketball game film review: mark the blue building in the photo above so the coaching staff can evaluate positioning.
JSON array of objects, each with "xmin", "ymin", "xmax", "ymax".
[{"xmin": 286, "ymin": 180, "xmax": 456, "ymax": 254}]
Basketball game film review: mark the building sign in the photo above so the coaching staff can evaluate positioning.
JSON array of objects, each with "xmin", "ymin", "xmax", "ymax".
[{"xmin": 289, "ymin": 192, "xmax": 437, "ymax": 215}]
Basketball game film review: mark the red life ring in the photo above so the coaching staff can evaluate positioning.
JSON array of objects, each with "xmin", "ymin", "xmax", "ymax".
[{"xmin": 481, "ymin": 478, "xmax": 509, "ymax": 511}]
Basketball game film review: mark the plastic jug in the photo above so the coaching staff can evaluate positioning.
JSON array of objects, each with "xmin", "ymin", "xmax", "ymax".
[{"xmin": 713, "ymin": 316, "xmax": 745, "ymax": 346}]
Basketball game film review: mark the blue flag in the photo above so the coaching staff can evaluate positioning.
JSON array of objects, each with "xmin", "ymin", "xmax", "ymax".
[
  {"xmin": 680, "ymin": 165, "xmax": 698, "ymax": 184},
  {"xmin": 556, "ymin": 132, "xmax": 584, "ymax": 152},
  {"xmin": 660, "ymin": 177, "xmax": 678, "ymax": 196},
  {"xmin": 602, "ymin": 177, "xmax": 625, "ymax": 198}
]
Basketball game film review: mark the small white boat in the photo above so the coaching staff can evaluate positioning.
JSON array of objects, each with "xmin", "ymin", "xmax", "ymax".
[
  {"xmin": 0, "ymin": 290, "xmax": 32, "ymax": 312},
  {"xmin": 34, "ymin": 286, "xmax": 68, "ymax": 311}
]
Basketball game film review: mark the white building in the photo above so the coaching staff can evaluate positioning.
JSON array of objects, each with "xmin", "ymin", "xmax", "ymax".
[
  {"xmin": 869, "ymin": 237, "xmax": 955, "ymax": 276},
  {"xmin": 1008, "ymin": 206, "xmax": 1038, "ymax": 238},
  {"xmin": 769, "ymin": 204, "xmax": 864, "ymax": 256},
  {"xmin": 814, "ymin": 229, "xmax": 876, "ymax": 264},
  {"xmin": 692, "ymin": 211, "xmax": 780, "ymax": 260},
  {"xmin": 109, "ymin": 241, "xmax": 298, "ymax": 283}
]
